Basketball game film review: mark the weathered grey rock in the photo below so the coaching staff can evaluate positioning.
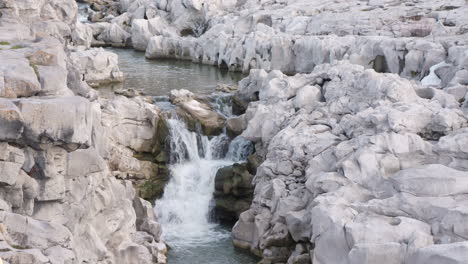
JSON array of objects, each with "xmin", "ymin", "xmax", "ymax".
[
  {"xmin": 170, "ymin": 89, "xmax": 226, "ymax": 135},
  {"xmin": 15, "ymin": 96, "xmax": 98, "ymax": 149},
  {"xmin": 70, "ymin": 48, "xmax": 124, "ymax": 87},
  {"xmin": 294, "ymin": 85, "xmax": 322, "ymax": 110},
  {"xmin": 72, "ymin": 22, "xmax": 94, "ymax": 48},
  {"xmin": 98, "ymin": 23, "xmax": 131, "ymax": 47},
  {"xmin": 0, "ymin": 99, "xmax": 24, "ymax": 141},
  {"xmin": 100, "ymin": 95, "xmax": 159, "ymax": 153},
  {"xmin": 226, "ymin": 115, "xmax": 247, "ymax": 137},
  {"xmin": 36, "ymin": 65, "xmax": 73, "ymax": 96},
  {"xmin": 0, "ymin": 211, "xmax": 73, "ymax": 250},
  {"xmin": 0, "ymin": 143, "xmax": 24, "ymax": 186},
  {"xmin": 391, "ymin": 164, "xmax": 468, "ymax": 197},
  {"xmin": 0, "ymin": 52, "xmax": 41, "ymax": 98},
  {"xmin": 231, "ymin": 57, "xmax": 468, "ymax": 262},
  {"xmin": 407, "ymin": 242, "xmax": 468, "ymax": 264}
]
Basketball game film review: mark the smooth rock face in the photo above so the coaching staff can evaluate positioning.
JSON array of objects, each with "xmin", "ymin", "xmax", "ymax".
[{"xmin": 391, "ymin": 164, "xmax": 468, "ymax": 196}]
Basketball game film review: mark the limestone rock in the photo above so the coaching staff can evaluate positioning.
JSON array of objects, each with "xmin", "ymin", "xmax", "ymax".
[
  {"xmin": 391, "ymin": 164, "xmax": 468, "ymax": 197},
  {"xmin": 0, "ymin": 99, "xmax": 24, "ymax": 141},
  {"xmin": 15, "ymin": 96, "xmax": 97, "ymax": 149},
  {"xmin": 407, "ymin": 242, "xmax": 468, "ymax": 264},
  {"xmin": 170, "ymin": 89, "xmax": 226, "ymax": 136},
  {"xmin": 70, "ymin": 48, "xmax": 124, "ymax": 87},
  {"xmin": 0, "ymin": 143, "xmax": 24, "ymax": 186}
]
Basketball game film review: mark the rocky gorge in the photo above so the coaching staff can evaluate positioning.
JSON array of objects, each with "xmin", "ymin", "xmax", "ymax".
[{"xmin": 1, "ymin": 0, "xmax": 468, "ymax": 263}]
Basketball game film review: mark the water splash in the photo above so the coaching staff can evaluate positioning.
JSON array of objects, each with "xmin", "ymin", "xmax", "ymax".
[
  {"xmin": 226, "ymin": 136, "xmax": 254, "ymax": 162},
  {"xmin": 208, "ymin": 93, "xmax": 233, "ymax": 118},
  {"xmin": 154, "ymin": 95, "xmax": 254, "ymax": 251}
]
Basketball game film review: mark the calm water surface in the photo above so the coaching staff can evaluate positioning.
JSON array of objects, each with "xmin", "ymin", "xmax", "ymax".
[{"xmin": 102, "ymin": 48, "xmax": 244, "ymax": 96}]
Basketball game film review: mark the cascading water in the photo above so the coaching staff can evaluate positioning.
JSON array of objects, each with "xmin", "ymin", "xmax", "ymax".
[
  {"xmin": 154, "ymin": 118, "xmax": 232, "ymax": 245},
  {"xmin": 154, "ymin": 116, "xmax": 257, "ymax": 263},
  {"xmin": 99, "ymin": 45, "xmax": 253, "ymax": 262}
]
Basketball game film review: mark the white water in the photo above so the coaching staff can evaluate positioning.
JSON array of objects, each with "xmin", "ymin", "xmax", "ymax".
[
  {"xmin": 154, "ymin": 118, "xmax": 253, "ymax": 249},
  {"xmin": 421, "ymin": 61, "xmax": 449, "ymax": 87},
  {"xmin": 77, "ymin": 3, "xmax": 90, "ymax": 23}
]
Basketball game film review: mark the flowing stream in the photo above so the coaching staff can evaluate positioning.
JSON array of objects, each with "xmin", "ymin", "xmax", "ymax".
[
  {"xmin": 155, "ymin": 118, "xmax": 257, "ymax": 264},
  {"xmin": 102, "ymin": 47, "xmax": 257, "ymax": 263}
]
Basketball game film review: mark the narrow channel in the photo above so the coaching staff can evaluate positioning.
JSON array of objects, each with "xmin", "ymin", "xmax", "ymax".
[{"xmin": 106, "ymin": 48, "xmax": 258, "ymax": 263}]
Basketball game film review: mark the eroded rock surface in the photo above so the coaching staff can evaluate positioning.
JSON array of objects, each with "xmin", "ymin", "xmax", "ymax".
[
  {"xmin": 231, "ymin": 61, "xmax": 468, "ymax": 263},
  {"xmin": 0, "ymin": 0, "xmax": 166, "ymax": 263},
  {"xmin": 2, "ymin": 0, "xmax": 468, "ymax": 263}
]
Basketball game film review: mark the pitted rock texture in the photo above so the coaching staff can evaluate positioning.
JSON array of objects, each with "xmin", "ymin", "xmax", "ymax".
[
  {"xmin": 0, "ymin": 0, "xmax": 166, "ymax": 263},
  {"xmin": 231, "ymin": 61, "xmax": 468, "ymax": 263}
]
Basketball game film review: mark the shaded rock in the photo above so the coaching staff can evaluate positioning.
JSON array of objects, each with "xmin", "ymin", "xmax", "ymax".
[
  {"xmin": 15, "ymin": 96, "xmax": 97, "ymax": 149},
  {"xmin": 0, "ymin": 99, "xmax": 24, "ymax": 141},
  {"xmin": 0, "ymin": 143, "xmax": 24, "ymax": 186},
  {"xmin": 214, "ymin": 163, "xmax": 254, "ymax": 223},
  {"xmin": 226, "ymin": 115, "xmax": 247, "ymax": 137}
]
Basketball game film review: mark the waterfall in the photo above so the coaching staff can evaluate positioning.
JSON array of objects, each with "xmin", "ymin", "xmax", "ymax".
[
  {"xmin": 154, "ymin": 117, "xmax": 252, "ymax": 248},
  {"xmin": 226, "ymin": 136, "xmax": 254, "ymax": 162}
]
